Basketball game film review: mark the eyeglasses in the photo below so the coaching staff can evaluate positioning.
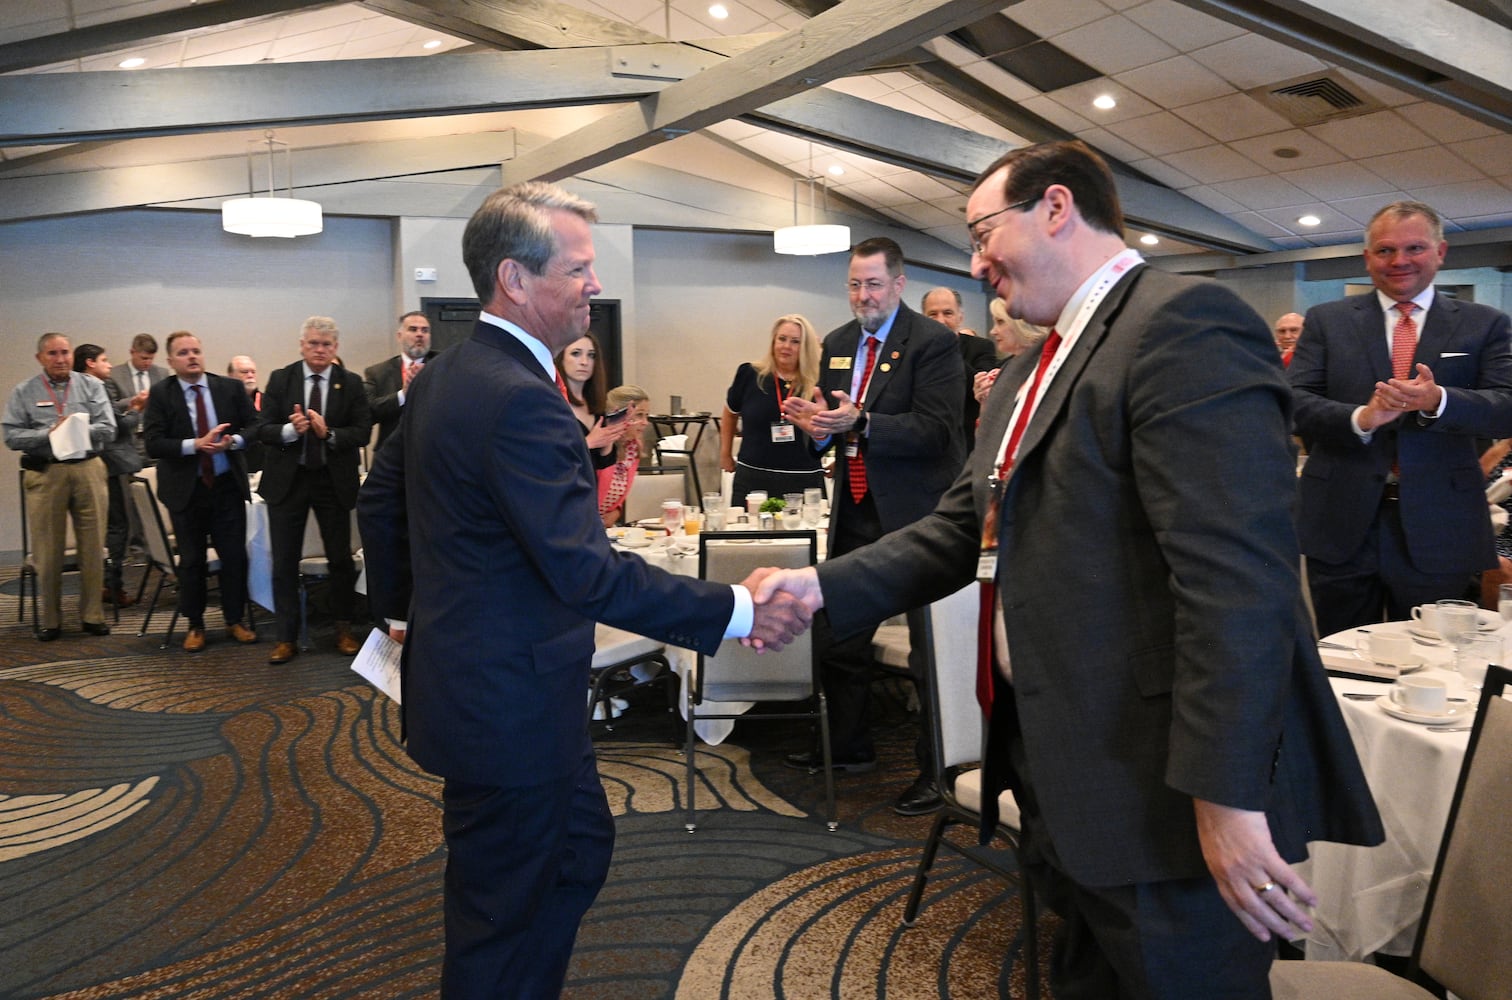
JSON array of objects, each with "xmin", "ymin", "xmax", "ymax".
[
  {"xmin": 967, "ymin": 195, "xmax": 1040, "ymax": 255},
  {"xmin": 1366, "ymin": 242, "xmax": 1436, "ymax": 261},
  {"xmin": 845, "ymin": 278, "xmax": 895, "ymax": 294}
]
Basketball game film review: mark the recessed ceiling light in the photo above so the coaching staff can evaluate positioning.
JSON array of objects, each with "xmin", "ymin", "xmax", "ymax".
[
  {"xmin": 1092, "ymin": 94, "xmax": 1117, "ymax": 110},
  {"xmin": 1139, "ymin": 234, "xmax": 1159, "ymax": 246},
  {"xmin": 828, "ymin": 164, "xmax": 845, "ymax": 177},
  {"xmin": 1298, "ymin": 214, "xmax": 1322, "ymax": 227},
  {"xmin": 709, "ymin": 3, "xmax": 729, "ymax": 18},
  {"xmin": 1273, "ymin": 146, "xmax": 1301, "ymax": 159},
  {"xmin": 422, "ymin": 39, "xmax": 443, "ymax": 50},
  {"xmin": 118, "ymin": 57, "xmax": 146, "ymax": 69}
]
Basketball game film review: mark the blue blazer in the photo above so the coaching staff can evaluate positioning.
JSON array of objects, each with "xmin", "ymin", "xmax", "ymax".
[
  {"xmin": 1291, "ymin": 292, "xmax": 1512, "ymax": 574},
  {"xmin": 389, "ymin": 321, "xmax": 735, "ymax": 787}
]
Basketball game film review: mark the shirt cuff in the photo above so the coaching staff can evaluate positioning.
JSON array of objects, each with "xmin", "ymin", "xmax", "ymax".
[
  {"xmin": 1350, "ymin": 406, "xmax": 1373, "ymax": 443},
  {"xmin": 398, "ymin": 389, "xmax": 407, "ymax": 406},
  {"xmin": 180, "ymin": 439, "xmax": 195, "ymax": 456},
  {"xmin": 1426, "ymin": 389, "xmax": 1447, "ymax": 419},
  {"xmin": 723, "ymin": 585, "xmax": 754, "ymax": 639},
  {"xmin": 281, "ymin": 422, "xmax": 298, "ymax": 444}
]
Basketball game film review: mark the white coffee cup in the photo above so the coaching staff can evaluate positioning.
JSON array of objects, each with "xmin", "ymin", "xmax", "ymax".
[
  {"xmin": 1389, "ymin": 675, "xmax": 1448, "ymax": 715},
  {"xmin": 1410, "ymin": 604, "xmax": 1445, "ymax": 634},
  {"xmin": 624, "ymin": 526, "xmax": 647, "ymax": 545},
  {"xmin": 1366, "ymin": 631, "xmax": 1414, "ymax": 665}
]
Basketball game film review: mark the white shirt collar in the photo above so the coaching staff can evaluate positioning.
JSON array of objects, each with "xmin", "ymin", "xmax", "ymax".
[
  {"xmin": 479, "ymin": 311, "xmax": 556, "ymax": 378},
  {"xmin": 1375, "ymin": 286, "xmax": 1435, "ymax": 317}
]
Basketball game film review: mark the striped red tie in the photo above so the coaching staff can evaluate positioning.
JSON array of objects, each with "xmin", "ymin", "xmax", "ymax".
[{"xmin": 847, "ymin": 335, "xmax": 880, "ymax": 504}]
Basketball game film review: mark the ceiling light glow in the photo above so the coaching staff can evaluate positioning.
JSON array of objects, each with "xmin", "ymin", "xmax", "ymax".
[
  {"xmin": 1139, "ymin": 234, "xmax": 1159, "ymax": 246},
  {"xmin": 119, "ymin": 57, "xmax": 146, "ymax": 69},
  {"xmin": 1092, "ymin": 94, "xmax": 1117, "ymax": 110},
  {"xmin": 423, "ymin": 40, "xmax": 443, "ymax": 50},
  {"xmin": 1298, "ymin": 214, "xmax": 1322, "ymax": 227},
  {"xmin": 828, "ymin": 164, "xmax": 845, "ymax": 176},
  {"xmin": 709, "ymin": 4, "xmax": 729, "ymax": 18}
]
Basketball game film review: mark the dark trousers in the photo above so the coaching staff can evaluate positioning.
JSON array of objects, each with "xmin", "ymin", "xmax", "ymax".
[
  {"xmin": 1307, "ymin": 499, "xmax": 1472, "ymax": 637},
  {"xmin": 816, "ymin": 491, "xmax": 934, "ymax": 774},
  {"xmin": 105, "ymin": 473, "xmax": 129, "ymax": 591},
  {"xmin": 440, "ymin": 738, "xmax": 615, "ymax": 999},
  {"xmin": 267, "ymin": 466, "xmax": 357, "ymax": 642},
  {"xmin": 168, "ymin": 473, "xmax": 249, "ymax": 630},
  {"xmin": 1006, "ymin": 731, "xmax": 1274, "ymax": 1000}
]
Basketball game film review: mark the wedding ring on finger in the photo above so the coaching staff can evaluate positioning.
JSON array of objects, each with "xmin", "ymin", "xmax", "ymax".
[{"xmin": 1253, "ymin": 881, "xmax": 1278, "ymax": 895}]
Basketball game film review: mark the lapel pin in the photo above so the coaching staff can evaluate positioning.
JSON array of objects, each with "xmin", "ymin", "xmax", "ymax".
[
  {"xmin": 879, "ymin": 363, "xmax": 892, "ymax": 372},
  {"xmin": 890, "ymin": 350, "xmax": 900, "ymax": 359}
]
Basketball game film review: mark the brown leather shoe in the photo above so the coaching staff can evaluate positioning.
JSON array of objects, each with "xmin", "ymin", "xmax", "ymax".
[
  {"xmin": 183, "ymin": 628, "xmax": 206, "ymax": 653},
  {"xmin": 335, "ymin": 624, "xmax": 362, "ymax": 656},
  {"xmin": 268, "ymin": 641, "xmax": 298, "ymax": 665},
  {"xmin": 227, "ymin": 623, "xmax": 258, "ymax": 644},
  {"xmin": 108, "ymin": 588, "xmax": 137, "ymax": 608}
]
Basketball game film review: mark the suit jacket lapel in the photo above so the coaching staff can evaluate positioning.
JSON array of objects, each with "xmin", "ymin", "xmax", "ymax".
[
  {"xmin": 1415, "ymin": 292, "xmax": 1457, "ymax": 370},
  {"xmin": 1352, "ymin": 296, "xmax": 1393, "ymax": 383},
  {"xmin": 825, "ymin": 323, "xmax": 863, "ymax": 398},
  {"xmin": 862, "ymin": 306, "xmax": 911, "ymax": 408}
]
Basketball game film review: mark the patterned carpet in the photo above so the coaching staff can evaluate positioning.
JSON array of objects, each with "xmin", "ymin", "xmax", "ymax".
[{"xmin": 0, "ymin": 568, "xmax": 1048, "ymax": 998}]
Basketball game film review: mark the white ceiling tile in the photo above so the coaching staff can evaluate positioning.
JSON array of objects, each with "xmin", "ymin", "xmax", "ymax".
[
  {"xmin": 1308, "ymin": 110, "xmax": 1436, "ymax": 161},
  {"xmin": 1255, "ymin": 205, "xmax": 1355, "ymax": 236},
  {"xmin": 705, "ymin": 120, "xmax": 765, "ymax": 143},
  {"xmin": 957, "ymin": 113, "xmax": 1028, "ymax": 146},
  {"xmin": 1333, "ymin": 68, "xmax": 1416, "ymax": 108},
  {"xmin": 1171, "ymin": 93, "xmax": 1292, "ymax": 142},
  {"xmin": 1404, "ymin": 179, "xmax": 1512, "ymax": 223},
  {"xmin": 180, "ymin": 21, "xmax": 282, "ymax": 61},
  {"xmin": 341, "ymin": 26, "xmax": 425, "ymax": 60},
  {"xmin": 1076, "ymin": 127, "xmax": 1150, "ymax": 164},
  {"xmin": 79, "ymin": 38, "xmax": 183, "ymax": 71},
  {"xmin": 1102, "ymin": 111, "xmax": 1213, "ymax": 156},
  {"xmin": 883, "ymin": 91, "xmax": 950, "ymax": 123},
  {"xmin": 1228, "ymin": 129, "xmax": 1348, "ymax": 173},
  {"xmin": 869, "ymin": 71, "xmax": 923, "ymax": 95},
  {"xmin": 1018, "ymin": 95, "xmax": 1095, "ymax": 134},
  {"xmin": 773, "ymin": 11, "xmax": 805, "ymax": 30},
  {"xmin": 1226, "ymin": 211, "xmax": 1297, "ymax": 239},
  {"xmin": 1122, "ymin": 0, "xmax": 1246, "ymax": 51},
  {"xmin": 1455, "ymin": 207, "xmax": 1512, "ymax": 231},
  {"xmin": 1183, "ymin": 185, "xmax": 1248, "ymax": 215},
  {"xmin": 900, "ymin": 83, "xmax": 979, "ymax": 123},
  {"xmin": 740, "ymin": 0, "xmax": 799, "ymax": 19},
  {"xmin": 73, "ymin": 0, "xmax": 181, "ymax": 26},
  {"xmin": 1448, "ymin": 134, "xmax": 1512, "ymax": 175},
  {"xmin": 884, "ymin": 172, "xmax": 959, "ymax": 201},
  {"xmin": 1161, "ymin": 144, "xmax": 1267, "ymax": 184},
  {"xmin": 1007, "ymin": 0, "xmax": 1113, "ymax": 37},
  {"xmin": 1208, "ymin": 175, "xmax": 1315, "ymax": 211},
  {"xmin": 956, "ymin": 58, "xmax": 1040, "ymax": 103},
  {"xmin": 1358, "ymin": 147, "xmax": 1484, "ymax": 191},
  {"xmin": 832, "ymin": 176, "xmax": 917, "ymax": 208},
  {"xmin": 1127, "ymin": 157, "xmax": 1200, "ymax": 190},
  {"xmin": 272, "ymin": 5, "xmax": 374, "ymax": 37},
  {"xmin": 884, "ymin": 201, "xmax": 963, "ymax": 232},
  {"xmin": 1278, "ymin": 161, "xmax": 1397, "ymax": 201},
  {"xmin": 736, "ymin": 130, "xmax": 813, "ymax": 166},
  {"xmin": 1330, "ymin": 193, "xmax": 1417, "ymax": 228},
  {"xmin": 1051, "ymin": 15, "xmax": 1178, "ymax": 76},
  {"xmin": 1188, "ymin": 34, "xmax": 1327, "ymax": 90},
  {"xmin": 681, "ymin": 0, "xmax": 768, "ymax": 34},
  {"xmin": 1271, "ymin": 235, "xmax": 1313, "ymax": 250},
  {"xmin": 268, "ymin": 23, "xmax": 357, "ymax": 61},
  {"xmin": 823, "ymin": 75, "xmax": 893, "ymax": 102},
  {"xmin": 1394, "ymin": 103, "xmax": 1502, "ymax": 144},
  {"xmin": 1114, "ymin": 56, "xmax": 1234, "ymax": 108},
  {"xmin": 1047, "ymin": 80, "xmax": 1160, "ymax": 125},
  {"xmin": 182, "ymin": 43, "xmax": 277, "ymax": 69}
]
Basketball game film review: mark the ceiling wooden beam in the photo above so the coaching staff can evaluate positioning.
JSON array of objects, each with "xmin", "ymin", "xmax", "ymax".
[
  {"xmin": 0, "ymin": 0, "xmax": 341, "ymax": 74},
  {"xmin": 496, "ymin": 0, "xmax": 1009, "ymax": 186},
  {"xmin": 359, "ymin": 0, "xmax": 663, "ymax": 50}
]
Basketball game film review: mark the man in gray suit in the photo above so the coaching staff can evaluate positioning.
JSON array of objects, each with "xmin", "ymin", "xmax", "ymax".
[
  {"xmin": 1290, "ymin": 201, "xmax": 1512, "ymax": 635},
  {"xmin": 756, "ymin": 141, "xmax": 1382, "ymax": 998},
  {"xmin": 109, "ymin": 333, "xmax": 169, "ymax": 460}
]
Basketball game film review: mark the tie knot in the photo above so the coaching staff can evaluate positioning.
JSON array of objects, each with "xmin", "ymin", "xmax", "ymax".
[
  {"xmin": 311, "ymin": 373, "xmax": 322, "ymax": 382},
  {"xmin": 1395, "ymin": 302, "xmax": 1416, "ymax": 317}
]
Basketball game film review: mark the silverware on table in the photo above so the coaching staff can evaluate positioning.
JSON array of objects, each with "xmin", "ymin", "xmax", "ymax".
[{"xmin": 1428, "ymin": 725, "xmax": 1473, "ymax": 733}]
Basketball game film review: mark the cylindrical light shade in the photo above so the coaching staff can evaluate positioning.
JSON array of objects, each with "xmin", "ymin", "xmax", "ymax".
[
  {"xmin": 222, "ymin": 196, "xmax": 323, "ymax": 238},
  {"xmin": 774, "ymin": 224, "xmax": 850, "ymax": 255}
]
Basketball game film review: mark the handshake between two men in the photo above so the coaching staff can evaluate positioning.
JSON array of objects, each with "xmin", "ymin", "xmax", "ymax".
[{"xmin": 738, "ymin": 566, "xmax": 825, "ymax": 652}]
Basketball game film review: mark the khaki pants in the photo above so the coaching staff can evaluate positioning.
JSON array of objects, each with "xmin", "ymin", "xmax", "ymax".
[{"xmin": 24, "ymin": 457, "xmax": 108, "ymax": 629}]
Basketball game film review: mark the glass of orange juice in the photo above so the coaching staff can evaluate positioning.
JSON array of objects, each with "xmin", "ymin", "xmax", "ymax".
[{"xmin": 683, "ymin": 505, "xmax": 702, "ymax": 534}]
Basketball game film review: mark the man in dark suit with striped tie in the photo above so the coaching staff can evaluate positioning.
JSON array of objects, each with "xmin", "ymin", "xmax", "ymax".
[{"xmin": 1290, "ymin": 200, "xmax": 1512, "ymax": 634}]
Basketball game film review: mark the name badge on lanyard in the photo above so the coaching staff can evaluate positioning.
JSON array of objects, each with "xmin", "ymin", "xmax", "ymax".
[{"xmin": 770, "ymin": 422, "xmax": 795, "ymax": 444}]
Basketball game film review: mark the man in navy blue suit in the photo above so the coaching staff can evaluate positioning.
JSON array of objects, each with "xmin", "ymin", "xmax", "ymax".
[
  {"xmin": 1291, "ymin": 201, "xmax": 1512, "ymax": 634},
  {"xmin": 371, "ymin": 181, "xmax": 812, "ymax": 999}
]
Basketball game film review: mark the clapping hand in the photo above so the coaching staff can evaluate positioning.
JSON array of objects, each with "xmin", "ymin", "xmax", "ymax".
[{"xmin": 195, "ymin": 422, "xmax": 231, "ymax": 453}]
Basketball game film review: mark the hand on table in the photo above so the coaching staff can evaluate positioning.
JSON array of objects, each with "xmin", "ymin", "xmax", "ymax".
[{"xmin": 1193, "ymin": 798, "xmax": 1317, "ymax": 942}]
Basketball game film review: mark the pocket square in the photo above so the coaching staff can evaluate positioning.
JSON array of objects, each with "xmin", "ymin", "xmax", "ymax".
[{"xmin": 1440, "ymin": 352, "xmax": 1469, "ymax": 358}]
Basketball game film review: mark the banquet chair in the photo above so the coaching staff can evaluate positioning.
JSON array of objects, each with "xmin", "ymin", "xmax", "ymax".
[
  {"xmin": 622, "ymin": 467, "xmax": 687, "ymax": 525},
  {"xmin": 687, "ymin": 529, "xmax": 832, "ymax": 833},
  {"xmin": 17, "ymin": 470, "xmax": 88, "ymax": 633},
  {"xmin": 588, "ymin": 624, "xmax": 676, "ymax": 741},
  {"xmin": 654, "ymin": 434, "xmax": 701, "ymax": 502},
  {"xmin": 1270, "ymin": 664, "xmax": 1512, "ymax": 1000},
  {"xmin": 897, "ymin": 582, "xmax": 1038, "ymax": 999},
  {"xmin": 129, "ymin": 475, "xmax": 222, "ymax": 648}
]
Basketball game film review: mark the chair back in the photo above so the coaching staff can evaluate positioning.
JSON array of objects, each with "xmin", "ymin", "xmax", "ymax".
[
  {"xmin": 623, "ymin": 467, "xmax": 687, "ymax": 524},
  {"xmin": 909, "ymin": 583, "xmax": 984, "ymax": 776},
  {"xmin": 1412, "ymin": 664, "xmax": 1512, "ymax": 999},
  {"xmin": 694, "ymin": 530, "xmax": 816, "ymax": 704},
  {"xmin": 129, "ymin": 476, "xmax": 176, "ymax": 573}
]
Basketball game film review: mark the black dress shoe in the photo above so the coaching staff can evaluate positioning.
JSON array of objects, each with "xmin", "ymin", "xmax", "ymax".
[
  {"xmin": 783, "ymin": 749, "xmax": 877, "ymax": 774},
  {"xmin": 892, "ymin": 775, "xmax": 943, "ymax": 816},
  {"xmin": 81, "ymin": 621, "xmax": 111, "ymax": 636},
  {"xmin": 37, "ymin": 628, "xmax": 62, "ymax": 642}
]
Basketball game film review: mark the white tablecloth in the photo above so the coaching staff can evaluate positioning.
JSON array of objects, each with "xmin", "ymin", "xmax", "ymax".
[{"xmin": 1299, "ymin": 619, "xmax": 1489, "ymax": 961}]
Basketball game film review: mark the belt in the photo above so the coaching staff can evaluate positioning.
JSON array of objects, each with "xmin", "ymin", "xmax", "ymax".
[
  {"xmin": 1382, "ymin": 482, "xmax": 1400, "ymax": 501},
  {"xmin": 21, "ymin": 454, "xmax": 97, "ymax": 472}
]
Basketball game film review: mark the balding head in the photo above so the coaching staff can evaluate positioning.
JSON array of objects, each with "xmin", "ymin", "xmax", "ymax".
[
  {"xmin": 920, "ymin": 287, "xmax": 964, "ymax": 332},
  {"xmin": 1274, "ymin": 313, "xmax": 1303, "ymax": 354}
]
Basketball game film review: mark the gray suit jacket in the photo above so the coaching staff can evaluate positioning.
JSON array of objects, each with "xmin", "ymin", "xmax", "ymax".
[
  {"xmin": 1291, "ymin": 292, "xmax": 1512, "ymax": 574},
  {"xmin": 364, "ymin": 351, "xmax": 438, "ymax": 450},
  {"xmin": 110, "ymin": 363, "xmax": 169, "ymax": 458},
  {"xmin": 818, "ymin": 266, "xmax": 1382, "ymax": 887}
]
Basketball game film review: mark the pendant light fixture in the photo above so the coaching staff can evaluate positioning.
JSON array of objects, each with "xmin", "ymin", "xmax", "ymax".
[
  {"xmin": 222, "ymin": 131, "xmax": 323, "ymax": 238},
  {"xmin": 774, "ymin": 146, "xmax": 850, "ymax": 256}
]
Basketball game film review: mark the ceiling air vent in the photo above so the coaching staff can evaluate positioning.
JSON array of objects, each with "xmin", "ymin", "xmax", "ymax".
[{"xmin": 1248, "ymin": 70, "xmax": 1383, "ymax": 127}]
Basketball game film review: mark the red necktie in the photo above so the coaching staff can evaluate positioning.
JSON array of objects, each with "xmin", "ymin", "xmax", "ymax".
[
  {"xmin": 977, "ymin": 330, "xmax": 1062, "ymax": 715},
  {"xmin": 305, "ymin": 374, "xmax": 324, "ymax": 470},
  {"xmin": 191, "ymin": 384, "xmax": 214, "ymax": 488},
  {"xmin": 1391, "ymin": 302, "xmax": 1417, "ymax": 380},
  {"xmin": 554, "ymin": 369, "xmax": 570, "ymax": 400},
  {"xmin": 403, "ymin": 360, "xmax": 421, "ymax": 389},
  {"xmin": 847, "ymin": 335, "xmax": 880, "ymax": 504}
]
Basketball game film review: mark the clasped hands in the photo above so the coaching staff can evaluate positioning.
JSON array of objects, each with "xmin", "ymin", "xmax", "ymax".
[
  {"xmin": 782, "ymin": 389, "xmax": 862, "ymax": 438},
  {"xmin": 289, "ymin": 403, "xmax": 329, "ymax": 440},
  {"xmin": 1359, "ymin": 362, "xmax": 1443, "ymax": 431},
  {"xmin": 738, "ymin": 566, "xmax": 825, "ymax": 652},
  {"xmin": 195, "ymin": 422, "xmax": 233, "ymax": 454}
]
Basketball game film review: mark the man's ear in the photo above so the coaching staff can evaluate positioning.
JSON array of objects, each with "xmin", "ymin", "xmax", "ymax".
[{"xmin": 498, "ymin": 259, "xmax": 530, "ymax": 305}]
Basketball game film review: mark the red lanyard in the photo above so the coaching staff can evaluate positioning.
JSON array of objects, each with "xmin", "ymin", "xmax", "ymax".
[{"xmin": 39, "ymin": 374, "xmax": 71, "ymax": 413}]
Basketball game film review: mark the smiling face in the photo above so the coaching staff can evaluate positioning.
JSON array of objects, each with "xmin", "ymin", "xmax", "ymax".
[
  {"xmin": 559, "ymin": 336, "xmax": 596, "ymax": 386},
  {"xmin": 516, "ymin": 210, "xmax": 602, "ymax": 354},
  {"xmin": 967, "ymin": 167, "xmax": 1065, "ymax": 328},
  {"xmin": 37, "ymin": 336, "xmax": 73, "ymax": 380},
  {"xmin": 1364, "ymin": 212, "xmax": 1447, "ymax": 302},
  {"xmin": 847, "ymin": 253, "xmax": 904, "ymax": 333},
  {"xmin": 771, "ymin": 322, "xmax": 803, "ymax": 373}
]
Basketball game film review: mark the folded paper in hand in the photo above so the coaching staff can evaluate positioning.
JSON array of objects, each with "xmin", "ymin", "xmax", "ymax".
[
  {"xmin": 351, "ymin": 628, "xmax": 402, "ymax": 703},
  {"xmin": 48, "ymin": 411, "xmax": 91, "ymax": 461},
  {"xmin": 1487, "ymin": 468, "xmax": 1512, "ymax": 505}
]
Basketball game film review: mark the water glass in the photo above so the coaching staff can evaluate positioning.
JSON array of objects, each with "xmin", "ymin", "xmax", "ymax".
[
  {"xmin": 660, "ymin": 499, "xmax": 684, "ymax": 536},
  {"xmin": 1436, "ymin": 599, "xmax": 1479, "ymax": 648},
  {"xmin": 803, "ymin": 487, "xmax": 823, "ymax": 506},
  {"xmin": 1499, "ymin": 583, "xmax": 1512, "ymax": 623},
  {"xmin": 801, "ymin": 501, "xmax": 822, "ymax": 527},
  {"xmin": 1457, "ymin": 633, "xmax": 1501, "ymax": 691}
]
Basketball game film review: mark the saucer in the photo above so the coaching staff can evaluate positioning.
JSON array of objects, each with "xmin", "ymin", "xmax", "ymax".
[
  {"xmin": 1369, "ymin": 654, "xmax": 1427, "ymax": 673},
  {"xmin": 619, "ymin": 536, "xmax": 651, "ymax": 549},
  {"xmin": 1377, "ymin": 699, "xmax": 1473, "ymax": 725},
  {"xmin": 1408, "ymin": 611, "xmax": 1499, "ymax": 641}
]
